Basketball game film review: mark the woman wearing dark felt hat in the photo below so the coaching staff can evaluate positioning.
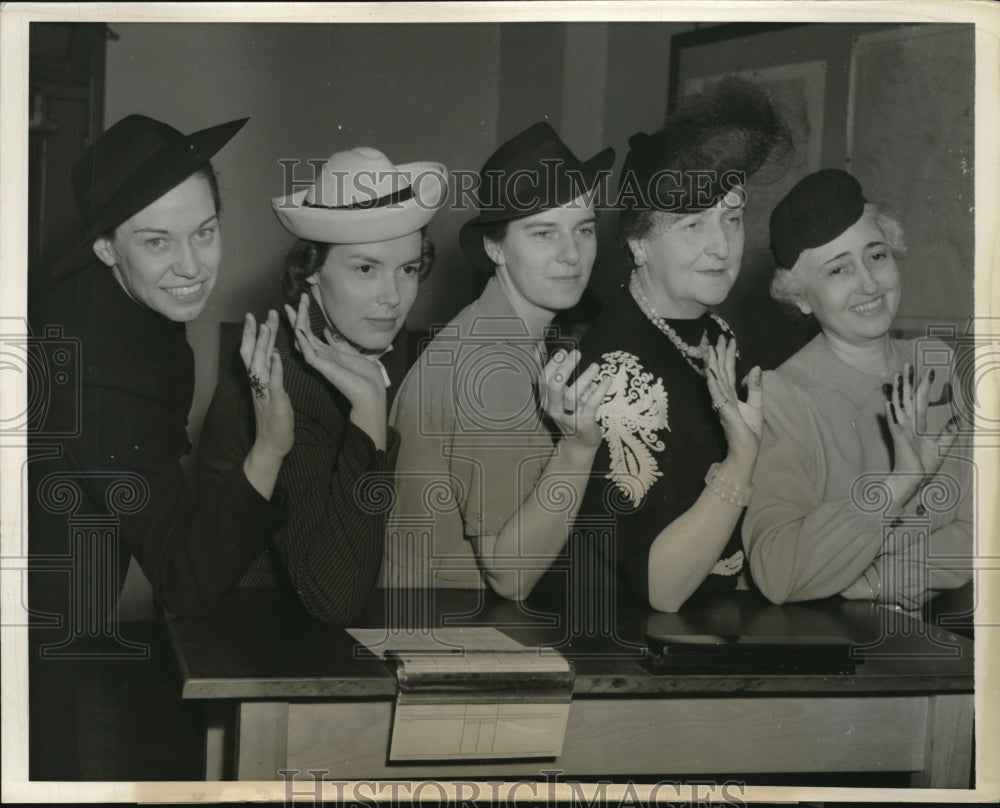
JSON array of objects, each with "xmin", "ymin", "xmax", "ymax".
[
  {"xmin": 198, "ymin": 144, "xmax": 448, "ymax": 623},
  {"xmin": 743, "ymin": 169, "xmax": 972, "ymax": 609},
  {"xmin": 559, "ymin": 76, "xmax": 791, "ymax": 614},
  {"xmin": 28, "ymin": 113, "xmax": 295, "ymax": 777},
  {"xmin": 385, "ymin": 122, "xmax": 616, "ymax": 599}
]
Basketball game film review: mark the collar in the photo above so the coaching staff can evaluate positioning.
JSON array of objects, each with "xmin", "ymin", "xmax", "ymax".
[
  {"xmin": 467, "ymin": 276, "xmax": 549, "ymax": 344},
  {"xmin": 791, "ymin": 334, "xmax": 906, "ymax": 410}
]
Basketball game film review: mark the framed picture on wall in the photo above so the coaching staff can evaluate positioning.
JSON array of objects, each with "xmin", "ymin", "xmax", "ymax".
[
  {"xmin": 669, "ymin": 21, "xmax": 976, "ymax": 347},
  {"xmin": 848, "ymin": 24, "xmax": 975, "ymax": 334}
]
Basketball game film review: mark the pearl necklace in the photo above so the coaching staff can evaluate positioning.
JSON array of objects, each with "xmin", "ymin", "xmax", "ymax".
[{"xmin": 628, "ymin": 271, "xmax": 736, "ymax": 377}]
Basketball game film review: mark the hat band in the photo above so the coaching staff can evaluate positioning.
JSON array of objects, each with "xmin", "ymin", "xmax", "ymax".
[{"xmin": 304, "ymin": 185, "xmax": 415, "ymax": 211}]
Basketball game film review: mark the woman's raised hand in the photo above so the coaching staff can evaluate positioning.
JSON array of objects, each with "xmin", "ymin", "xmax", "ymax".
[
  {"xmin": 284, "ymin": 293, "xmax": 387, "ymax": 408},
  {"xmin": 705, "ymin": 334, "xmax": 763, "ymax": 462},
  {"xmin": 885, "ymin": 363, "xmax": 958, "ymax": 478},
  {"xmin": 284, "ymin": 293, "xmax": 387, "ymax": 448},
  {"xmin": 240, "ymin": 310, "xmax": 294, "ymax": 461},
  {"xmin": 539, "ymin": 349, "xmax": 614, "ymax": 449}
]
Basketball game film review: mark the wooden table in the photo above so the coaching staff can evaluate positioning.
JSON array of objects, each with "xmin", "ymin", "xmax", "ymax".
[{"xmin": 163, "ymin": 585, "xmax": 974, "ymax": 787}]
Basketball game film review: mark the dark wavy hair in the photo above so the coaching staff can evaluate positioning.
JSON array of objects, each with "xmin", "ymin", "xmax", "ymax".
[
  {"xmin": 282, "ymin": 227, "xmax": 436, "ymax": 304},
  {"xmin": 618, "ymin": 75, "xmax": 792, "ymax": 265}
]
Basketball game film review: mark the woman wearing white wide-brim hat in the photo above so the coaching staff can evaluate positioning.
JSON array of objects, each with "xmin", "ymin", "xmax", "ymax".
[{"xmin": 199, "ymin": 145, "xmax": 448, "ymax": 623}]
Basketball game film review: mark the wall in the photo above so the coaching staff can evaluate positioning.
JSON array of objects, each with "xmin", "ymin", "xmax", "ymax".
[
  {"xmin": 104, "ymin": 22, "xmax": 503, "ymax": 443},
  {"xmin": 103, "ymin": 21, "xmax": 974, "ymax": 438}
]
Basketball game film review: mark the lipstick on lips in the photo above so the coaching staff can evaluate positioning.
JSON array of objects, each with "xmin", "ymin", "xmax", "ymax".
[
  {"xmin": 163, "ymin": 281, "xmax": 205, "ymax": 299},
  {"xmin": 851, "ymin": 295, "xmax": 884, "ymax": 314},
  {"xmin": 365, "ymin": 316, "xmax": 398, "ymax": 332}
]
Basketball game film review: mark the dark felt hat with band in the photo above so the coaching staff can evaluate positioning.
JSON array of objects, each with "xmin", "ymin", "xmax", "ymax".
[
  {"xmin": 769, "ymin": 169, "xmax": 868, "ymax": 268},
  {"xmin": 459, "ymin": 122, "xmax": 615, "ymax": 270},
  {"xmin": 71, "ymin": 114, "xmax": 248, "ymax": 238}
]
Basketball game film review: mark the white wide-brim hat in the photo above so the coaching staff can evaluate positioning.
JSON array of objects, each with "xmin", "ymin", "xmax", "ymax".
[{"xmin": 271, "ymin": 146, "xmax": 449, "ymax": 244}]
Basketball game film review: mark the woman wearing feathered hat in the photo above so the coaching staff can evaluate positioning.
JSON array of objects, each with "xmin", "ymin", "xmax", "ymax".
[
  {"xmin": 742, "ymin": 169, "xmax": 972, "ymax": 608},
  {"xmin": 198, "ymin": 145, "xmax": 448, "ymax": 622},
  {"xmin": 385, "ymin": 122, "xmax": 615, "ymax": 599},
  {"xmin": 28, "ymin": 113, "xmax": 293, "ymax": 777},
  {"xmin": 561, "ymin": 77, "xmax": 791, "ymax": 613}
]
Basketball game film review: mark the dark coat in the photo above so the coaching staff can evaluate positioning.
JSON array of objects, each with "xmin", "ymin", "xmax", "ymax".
[{"xmin": 28, "ymin": 263, "xmax": 280, "ymax": 620}]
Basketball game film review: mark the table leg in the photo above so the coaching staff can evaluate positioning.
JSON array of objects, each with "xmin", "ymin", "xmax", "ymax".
[
  {"xmin": 235, "ymin": 701, "xmax": 290, "ymax": 780},
  {"xmin": 204, "ymin": 701, "xmax": 233, "ymax": 780},
  {"xmin": 909, "ymin": 693, "xmax": 974, "ymax": 788}
]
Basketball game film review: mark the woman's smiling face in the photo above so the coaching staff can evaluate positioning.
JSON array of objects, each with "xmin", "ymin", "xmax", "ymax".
[
  {"xmin": 793, "ymin": 212, "xmax": 901, "ymax": 347},
  {"xmin": 93, "ymin": 172, "xmax": 221, "ymax": 322},
  {"xmin": 630, "ymin": 192, "xmax": 745, "ymax": 319}
]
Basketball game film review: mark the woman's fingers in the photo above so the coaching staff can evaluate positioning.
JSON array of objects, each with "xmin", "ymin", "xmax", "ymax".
[
  {"xmin": 914, "ymin": 367, "xmax": 932, "ymax": 433},
  {"xmin": 723, "ymin": 333, "xmax": 738, "ymax": 384},
  {"xmin": 743, "ymin": 366, "xmax": 763, "ymax": 412},
  {"xmin": 579, "ymin": 372, "xmax": 613, "ymax": 417},
  {"xmin": 249, "ymin": 321, "xmax": 272, "ymax": 375},
  {"xmin": 264, "ymin": 309, "xmax": 280, "ymax": 360},
  {"xmin": 541, "ymin": 349, "xmax": 579, "ymax": 413},
  {"xmin": 239, "ymin": 312, "xmax": 257, "ymax": 369},
  {"xmin": 268, "ymin": 350, "xmax": 284, "ymax": 392}
]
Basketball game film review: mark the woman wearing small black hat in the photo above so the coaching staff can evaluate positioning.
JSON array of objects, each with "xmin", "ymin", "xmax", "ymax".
[
  {"xmin": 198, "ymin": 145, "xmax": 448, "ymax": 622},
  {"xmin": 31, "ymin": 115, "xmax": 294, "ymax": 618},
  {"xmin": 385, "ymin": 122, "xmax": 615, "ymax": 599},
  {"xmin": 742, "ymin": 169, "xmax": 972, "ymax": 608},
  {"xmin": 564, "ymin": 77, "xmax": 791, "ymax": 613},
  {"xmin": 28, "ymin": 114, "xmax": 293, "ymax": 777}
]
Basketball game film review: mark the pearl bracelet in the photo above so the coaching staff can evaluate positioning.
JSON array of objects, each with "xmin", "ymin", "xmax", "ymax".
[{"xmin": 704, "ymin": 462, "xmax": 754, "ymax": 507}]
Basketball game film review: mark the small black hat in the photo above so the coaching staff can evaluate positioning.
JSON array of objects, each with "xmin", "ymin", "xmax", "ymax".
[
  {"xmin": 769, "ymin": 169, "xmax": 867, "ymax": 268},
  {"xmin": 459, "ymin": 122, "xmax": 615, "ymax": 270},
  {"xmin": 72, "ymin": 114, "xmax": 248, "ymax": 238}
]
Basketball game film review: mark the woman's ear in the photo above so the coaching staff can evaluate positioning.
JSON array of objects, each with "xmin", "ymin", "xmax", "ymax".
[
  {"xmin": 627, "ymin": 238, "xmax": 646, "ymax": 267},
  {"xmin": 92, "ymin": 237, "xmax": 117, "ymax": 268},
  {"xmin": 483, "ymin": 235, "xmax": 504, "ymax": 268}
]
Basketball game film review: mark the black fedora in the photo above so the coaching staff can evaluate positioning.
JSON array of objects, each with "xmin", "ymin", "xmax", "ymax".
[
  {"xmin": 459, "ymin": 122, "xmax": 614, "ymax": 270},
  {"xmin": 72, "ymin": 113, "xmax": 248, "ymax": 239}
]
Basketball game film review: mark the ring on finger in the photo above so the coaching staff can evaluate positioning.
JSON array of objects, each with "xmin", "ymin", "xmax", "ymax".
[
  {"xmin": 711, "ymin": 398, "xmax": 728, "ymax": 411},
  {"xmin": 248, "ymin": 371, "xmax": 267, "ymax": 399}
]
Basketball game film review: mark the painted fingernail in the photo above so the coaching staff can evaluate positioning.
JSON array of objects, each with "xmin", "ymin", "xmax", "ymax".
[{"xmin": 929, "ymin": 369, "xmax": 935, "ymax": 383}]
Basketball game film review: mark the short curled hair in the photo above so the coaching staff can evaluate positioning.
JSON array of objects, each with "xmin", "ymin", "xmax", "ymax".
[
  {"xmin": 769, "ymin": 203, "xmax": 907, "ymax": 314},
  {"xmin": 282, "ymin": 227, "xmax": 436, "ymax": 304}
]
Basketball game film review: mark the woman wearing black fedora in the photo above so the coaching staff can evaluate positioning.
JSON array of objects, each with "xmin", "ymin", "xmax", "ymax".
[
  {"xmin": 564, "ymin": 78, "xmax": 791, "ymax": 613},
  {"xmin": 28, "ymin": 114, "xmax": 293, "ymax": 777},
  {"xmin": 198, "ymin": 145, "xmax": 448, "ymax": 623},
  {"xmin": 384, "ymin": 122, "xmax": 615, "ymax": 600}
]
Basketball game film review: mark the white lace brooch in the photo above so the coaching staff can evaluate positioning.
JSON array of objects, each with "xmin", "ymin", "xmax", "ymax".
[{"xmin": 596, "ymin": 351, "xmax": 669, "ymax": 505}]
